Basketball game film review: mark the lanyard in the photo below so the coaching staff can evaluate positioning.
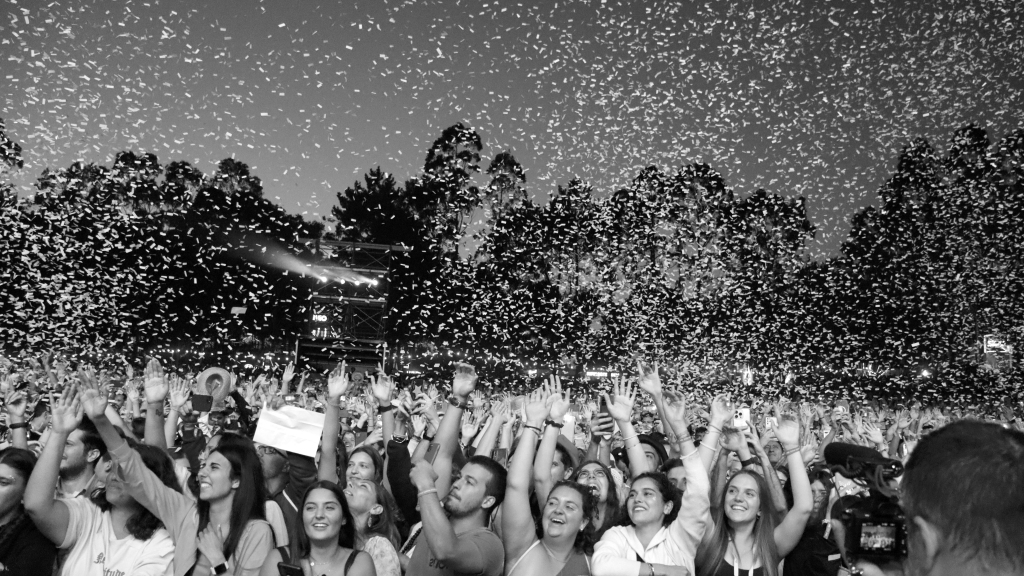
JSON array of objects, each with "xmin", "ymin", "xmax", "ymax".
[{"xmin": 729, "ymin": 539, "xmax": 752, "ymax": 576}]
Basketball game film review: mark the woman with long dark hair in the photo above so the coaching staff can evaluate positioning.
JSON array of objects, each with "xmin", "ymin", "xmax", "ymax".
[
  {"xmin": 695, "ymin": 418, "xmax": 813, "ymax": 576},
  {"xmin": 260, "ymin": 481, "xmax": 376, "ymax": 576},
  {"xmin": 77, "ymin": 368, "xmax": 273, "ymax": 576},
  {"xmin": 572, "ymin": 460, "xmax": 623, "ymax": 542},
  {"xmin": 0, "ymin": 447, "xmax": 57, "ymax": 575},
  {"xmin": 24, "ymin": 384, "xmax": 177, "ymax": 576},
  {"xmin": 503, "ymin": 388, "xmax": 597, "ymax": 576},
  {"xmin": 344, "ymin": 478, "xmax": 401, "ymax": 576}
]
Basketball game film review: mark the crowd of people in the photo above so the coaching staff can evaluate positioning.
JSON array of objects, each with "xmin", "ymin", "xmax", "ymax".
[{"xmin": 0, "ymin": 352, "xmax": 1021, "ymax": 576}]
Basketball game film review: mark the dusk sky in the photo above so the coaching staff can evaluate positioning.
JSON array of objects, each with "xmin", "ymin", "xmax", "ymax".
[{"xmin": 3, "ymin": 0, "xmax": 1021, "ymax": 254}]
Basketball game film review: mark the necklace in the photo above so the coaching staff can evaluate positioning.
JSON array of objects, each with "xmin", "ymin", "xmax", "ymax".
[{"xmin": 308, "ymin": 549, "xmax": 344, "ymax": 576}]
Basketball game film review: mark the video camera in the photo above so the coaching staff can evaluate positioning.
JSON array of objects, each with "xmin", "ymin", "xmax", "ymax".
[{"xmin": 824, "ymin": 443, "xmax": 907, "ymax": 564}]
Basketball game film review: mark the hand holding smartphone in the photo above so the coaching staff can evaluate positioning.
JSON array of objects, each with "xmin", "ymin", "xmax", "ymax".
[{"xmin": 733, "ymin": 407, "xmax": 751, "ymax": 429}]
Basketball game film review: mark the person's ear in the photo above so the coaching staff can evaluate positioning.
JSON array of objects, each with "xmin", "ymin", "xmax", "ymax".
[
  {"xmin": 482, "ymin": 495, "xmax": 496, "ymax": 511},
  {"xmin": 370, "ymin": 503, "xmax": 383, "ymax": 516},
  {"xmin": 231, "ymin": 479, "xmax": 240, "ymax": 490},
  {"xmin": 911, "ymin": 515, "xmax": 941, "ymax": 573},
  {"xmin": 564, "ymin": 467, "xmax": 574, "ymax": 480},
  {"xmin": 663, "ymin": 499, "xmax": 674, "ymax": 517},
  {"xmin": 87, "ymin": 448, "xmax": 101, "ymax": 465}
]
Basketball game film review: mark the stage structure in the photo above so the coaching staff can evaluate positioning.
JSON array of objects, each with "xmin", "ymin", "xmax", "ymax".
[{"xmin": 296, "ymin": 240, "xmax": 407, "ymax": 372}]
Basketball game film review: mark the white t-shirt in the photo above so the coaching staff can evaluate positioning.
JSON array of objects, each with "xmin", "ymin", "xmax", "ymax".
[{"xmin": 59, "ymin": 497, "xmax": 175, "ymax": 576}]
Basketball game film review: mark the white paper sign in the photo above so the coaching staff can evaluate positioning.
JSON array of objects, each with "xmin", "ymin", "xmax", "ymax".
[{"xmin": 253, "ymin": 403, "xmax": 326, "ymax": 458}]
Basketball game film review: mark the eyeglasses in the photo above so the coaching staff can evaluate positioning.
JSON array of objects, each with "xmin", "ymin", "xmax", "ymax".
[{"xmin": 577, "ymin": 469, "xmax": 607, "ymax": 481}]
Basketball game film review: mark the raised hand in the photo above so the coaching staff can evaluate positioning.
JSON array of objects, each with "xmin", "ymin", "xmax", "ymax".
[
  {"xmin": 636, "ymin": 360, "xmax": 663, "ymax": 399},
  {"xmin": 546, "ymin": 375, "xmax": 571, "ymax": 421},
  {"xmin": 720, "ymin": 427, "xmax": 747, "ymax": 452},
  {"xmin": 490, "ymin": 398, "xmax": 510, "ymax": 423},
  {"xmin": 281, "ymin": 363, "xmax": 296, "ymax": 386},
  {"xmin": 4, "ymin": 388, "xmax": 27, "ymax": 420},
  {"xmin": 524, "ymin": 388, "xmax": 551, "ymax": 424},
  {"xmin": 774, "ymin": 417, "xmax": 801, "ymax": 450},
  {"xmin": 603, "ymin": 376, "xmax": 637, "ymax": 422},
  {"xmin": 661, "ymin": 389, "xmax": 688, "ymax": 426},
  {"xmin": 168, "ymin": 374, "xmax": 190, "ymax": 410},
  {"xmin": 327, "ymin": 362, "xmax": 350, "ymax": 400},
  {"xmin": 461, "ymin": 412, "xmax": 481, "ymax": 440},
  {"xmin": 143, "ymin": 358, "xmax": 169, "ymax": 404},
  {"xmin": 49, "ymin": 383, "xmax": 84, "ymax": 434},
  {"xmin": 896, "ymin": 410, "xmax": 911, "ymax": 429},
  {"xmin": 77, "ymin": 366, "xmax": 110, "ymax": 420},
  {"xmin": 411, "ymin": 414, "xmax": 427, "ymax": 437},
  {"xmin": 370, "ymin": 364, "xmax": 395, "ymax": 406},
  {"xmin": 863, "ymin": 421, "xmax": 884, "ymax": 445},
  {"xmin": 710, "ymin": 393, "xmax": 733, "ymax": 427},
  {"xmin": 451, "ymin": 363, "xmax": 478, "ymax": 399},
  {"xmin": 126, "ymin": 384, "xmax": 140, "ymax": 405}
]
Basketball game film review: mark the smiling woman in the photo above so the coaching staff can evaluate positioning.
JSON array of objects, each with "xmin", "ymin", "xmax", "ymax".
[
  {"xmin": 259, "ymin": 481, "xmax": 376, "ymax": 576},
  {"xmin": 23, "ymin": 383, "xmax": 178, "ymax": 576}
]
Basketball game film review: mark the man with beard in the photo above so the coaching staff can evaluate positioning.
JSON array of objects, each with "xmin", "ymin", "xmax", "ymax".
[
  {"xmin": 54, "ymin": 416, "xmax": 104, "ymax": 498},
  {"xmin": 405, "ymin": 363, "xmax": 506, "ymax": 576}
]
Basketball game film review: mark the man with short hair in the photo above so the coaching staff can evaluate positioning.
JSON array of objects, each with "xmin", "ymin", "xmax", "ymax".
[
  {"xmin": 405, "ymin": 363, "xmax": 505, "ymax": 576},
  {"xmin": 55, "ymin": 417, "xmax": 105, "ymax": 498},
  {"xmin": 859, "ymin": 420, "xmax": 1024, "ymax": 576},
  {"xmin": 408, "ymin": 456, "xmax": 506, "ymax": 576}
]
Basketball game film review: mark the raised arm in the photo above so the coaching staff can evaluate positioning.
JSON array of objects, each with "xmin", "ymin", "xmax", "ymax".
[
  {"xmin": 743, "ymin": 423, "xmax": 787, "ymax": 515},
  {"xmin": 142, "ymin": 358, "xmax": 169, "ymax": 450},
  {"xmin": 699, "ymin": 393, "xmax": 733, "ymax": 473},
  {"xmin": 369, "ymin": 365, "xmax": 396, "ymax": 446},
  {"xmin": 431, "ymin": 363, "xmax": 478, "ymax": 497},
  {"xmin": 23, "ymin": 384, "xmax": 80, "ymax": 545},
  {"xmin": 773, "ymin": 418, "xmax": 813, "ymax": 557},
  {"xmin": 475, "ymin": 401, "xmax": 507, "ymax": 459},
  {"xmin": 319, "ymin": 363, "xmax": 350, "ymax": 483},
  {"xmin": 604, "ymin": 377, "xmax": 647, "ymax": 479},
  {"xmin": 4, "ymin": 387, "xmax": 30, "ymax": 450},
  {"xmin": 661, "ymin": 390, "xmax": 711, "ymax": 544},
  {"xmin": 503, "ymin": 389, "xmax": 549, "ymax": 560},
  {"xmin": 534, "ymin": 376, "xmax": 570, "ymax": 502},
  {"xmin": 164, "ymin": 375, "xmax": 190, "ymax": 448}
]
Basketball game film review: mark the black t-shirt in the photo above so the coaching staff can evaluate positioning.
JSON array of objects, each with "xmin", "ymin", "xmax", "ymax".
[
  {"xmin": 0, "ymin": 514, "xmax": 59, "ymax": 576},
  {"xmin": 783, "ymin": 521, "xmax": 842, "ymax": 576}
]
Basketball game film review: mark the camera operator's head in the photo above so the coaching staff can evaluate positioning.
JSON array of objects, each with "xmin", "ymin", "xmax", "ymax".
[{"xmin": 900, "ymin": 420, "xmax": 1024, "ymax": 576}]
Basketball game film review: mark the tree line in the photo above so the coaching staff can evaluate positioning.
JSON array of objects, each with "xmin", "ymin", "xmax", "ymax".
[{"xmin": 1, "ymin": 118, "xmax": 1022, "ymax": 402}]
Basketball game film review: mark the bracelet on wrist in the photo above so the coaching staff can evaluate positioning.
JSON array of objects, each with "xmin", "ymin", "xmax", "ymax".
[
  {"xmin": 8, "ymin": 422, "xmax": 28, "ymax": 430},
  {"xmin": 447, "ymin": 395, "xmax": 468, "ymax": 410},
  {"xmin": 524, "ymin": 424, "xmax": 542, "ymax": 435},
  {"xmin": 544, "ymin": 418, "xmax": 564, "ymax": 429},
  {"xmin": 740, "ymin": 456, "xmax": 759, "ymax": 468},
  {"xmin": 378, "ymin": 404, "xmax": 394, "ymax": 414},
  {"xmin": 417, "ymin": 488, "xmax": 438, "ymax": 498}
]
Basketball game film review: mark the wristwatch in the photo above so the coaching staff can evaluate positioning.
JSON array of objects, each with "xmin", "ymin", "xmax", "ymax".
[
  {"xmin": 448, "ymin": 395, "xmax": 468, "ymax": 410},
  {"xmin": 213, "ymin": 562, "xmax": 229, "ymax": 575}
]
